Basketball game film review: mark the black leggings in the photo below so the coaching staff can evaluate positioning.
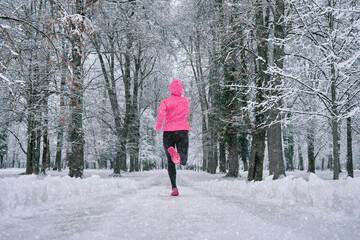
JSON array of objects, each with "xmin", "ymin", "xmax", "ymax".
[{"xmin": 163, "ymin": 130, "xmax": 189, "ymax": 189}]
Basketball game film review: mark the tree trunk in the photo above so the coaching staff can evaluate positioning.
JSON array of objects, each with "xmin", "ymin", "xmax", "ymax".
[
  {"xmin": 54, "ymin": 41, "xmax": 68, "ymax": 171},
  {"xmin": 93, "ymin": 33, "xmax": 125, "ymax": 176},
  {"xmin": 328, "ymin": 1, "xmax": 340, "ymax": 180},
  {"xmin": 41, "ymin": 99, "xmax": 50, "ymax": 174},
  {"xmin": 346, "ymin": 117, "xmax": 353, "ymax": 177},
  {"xmin": 267, "ymin": 111, "xmax": 285, "ymax": 179},
  {"xmin": 268, "ymin": 0, "xmax": 286, "ymax": 180},
  {"xmin": 332, "ymin": 117, "xmax": 340, "ymax": 179},
  {"xmin": 54, "ymin": 123, "xmax": 64, "ymax": 171},
  {"xmin": 238, "ymin": 46, "xmax": 249, "ymax": 172},
  {"xmin": 197, "ymin": 42, "xmax": 209, "ymax": 173},
  {"xmin": 130, "ymin": 44, "xmax": 141, "ymax": 172},
  {"xmin": 207, "ymin": 136, "xmax": 218, "ymax": 174},
  {"xmin": 119, "ymin": 33, "xmax": 134, "ymax": 172},
  {"xmin": 248, "ymin": 0, "xmax": 270, "ymax": 181},
  {"xmin": 26, "ymin": 57, "xmax": 42, "ymax": 175},
  {"xmin": 221, "ymin": 1, "xmax": 240, "ymax": 177},
  {"xmin": 328, "ymin": 151, "xmax": 333, "ymax": 170},
  {"xmin": 248, "ymin": 130, "xmax": 266, "ymax": 181},
  {"xmin": 298, "ymin": 145, "xmax": 304, "ymax": 171},
  {"xmin": 42, "ymin": 129, "xmax": 50, "ymax": 173},
  {"xmin": 226, "ymin": 127, "xmax": 238, "ymax": 177},
  {"xmin": 68, "ymin": 0, "xmax": 85, "ymax": 178},
  {"xmin": 0, "ymin": 128, "xmax": 7, "ymax": 169},
  {"xmin": 41, "ymin": 57, "xmax": 51, "ymax": 174},
  {"xmin": 206, "ymin": 0, "xmax": 223, "ymax": 174},
  {"xmin": 25, "ymin": 54, "xmax": 40, "ymax": 175},
  {"xmin": 189, "ymin": 26, "xmax": 209, "ymax": 172},
  {"xmin": 307, "ymin": 128, "xmax": 315, "ymax": 173},
  {"xmin": 26, "ymin": 73, "xmax": 34, "ymax": 174},
  {"xmin": 26, "ymin": 115, "xmax": 35, "ymax": 174},
  {"xmin": 34, "ymin": 106, "xmax": 41, "ymax": 175},
  {"xmin": 219, "ymin": 139, "xmax": 226, "ymax": 173},
  {"xmin": 0, "ymin": 83, "xmax": 8, "ymax": 168},
  {"xmin": 285, "ymin": 135, "xmax": 294, "ymax": 171},
  {"xmin": 238, "ymin": 133, "xmax": 249, "ymax": 171},
  {"xmin": 331, "ymin": 62, "xmax": 340, "ymax": 179}
]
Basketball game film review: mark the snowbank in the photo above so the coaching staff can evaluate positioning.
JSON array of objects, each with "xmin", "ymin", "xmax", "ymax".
[
  {"xmin": 1, "ymin": 171, "xmax": 360, "ymax": 219},
  {"xmin": 195, "ymin": 173, "xmax": 360, "ymax": 212},
  {"xmin": 0, "ymin": 174, "xmax": 139, "ymax": 217}
]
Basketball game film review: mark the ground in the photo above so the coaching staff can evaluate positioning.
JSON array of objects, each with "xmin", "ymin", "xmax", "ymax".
[{"xmin": 0, "ymin": 169, "xmax": 359, "ymax": 240}]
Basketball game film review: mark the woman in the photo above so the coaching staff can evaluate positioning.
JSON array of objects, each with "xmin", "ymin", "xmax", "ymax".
[{"xmin": 154, "ymin": 79, "xmax": 190, "ymax": 196}]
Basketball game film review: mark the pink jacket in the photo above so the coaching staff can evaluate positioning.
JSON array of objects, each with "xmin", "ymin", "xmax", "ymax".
[{"xmin": 155, "ymin": 80, "xmax": 190, "ymax": 132}]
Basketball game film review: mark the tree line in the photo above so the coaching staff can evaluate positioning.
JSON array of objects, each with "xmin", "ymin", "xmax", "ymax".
[{"xmin": 0, "ymin": 0, "xmax": 359, "ymax": 180}]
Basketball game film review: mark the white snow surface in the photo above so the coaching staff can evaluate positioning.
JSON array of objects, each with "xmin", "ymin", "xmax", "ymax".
[{"xmin": 1, "ymin": 169, "xmax": 359, "ymax": 240}]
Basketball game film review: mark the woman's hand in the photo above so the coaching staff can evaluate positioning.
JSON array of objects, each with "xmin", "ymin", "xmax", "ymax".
[{"xmin": 154, "ymin": 124, "xmax": 162, "ymax": 131}]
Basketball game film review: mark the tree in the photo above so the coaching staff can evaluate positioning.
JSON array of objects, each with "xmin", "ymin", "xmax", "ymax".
[
  {"xmin": 89, "ymin": 0, "xmax": 169, "ymax": 174},
  {"xmin": 67, "ymin": 1, "xmax": 87, "ymax": 178},
  {"xmin": 346, "ymin": 116, "xmax": 353, "ymax": 177},
  {"xmin": 169, "ymin": 0, "xmax": 211, "ymax": 172},
  {"xmin": 205, "ymin": 0, "xmax": 223, "ymax": 174},
  {"xmin": 220, "ymin": 0, "xmax": 251, "ymax": 178},
  {"xmin": 248, "ymin": 0, "xmax": 270, "ymax": 181},
  {"xmin": 1, "ymin": 0, "xmax": 358, "ymax": 179},
  {"xmin": 298, "ymin": 144, "xmax": 304, "ymax": 171},
  {"xmin": 283, "ymin": 113, "xmax": 294, "ymax": 171},
  {"xmin": 0, "ymin": 128, "xmax": 7, "ymax": 168},
  {"xmin": 6, "ymin": 0, "xmax": 57, "ymax": 175},
  {"xmin": 238, "ymin": 134, "xmax": 249, "ymax": 171},
  {"xmin": 267, "ymin": 0, "xmax": 286, "ymax": 179},
  {"xmin": 91, "ymin": 9, "xmax": 128, "ymax": 175},
  {"xmin": 287, "ymin": 0, "xmax": 360, "ymax": 179},
  {"xmin": 54, "ymin": 39, "xmax": 69, "ymax": 171},
  {"xmin": 307, "ymin": 126, "xmax": 315, "ymax": 173},
  {"xmin": 0, "ymin": 78, "xmax": 9, "ymax": 168}
]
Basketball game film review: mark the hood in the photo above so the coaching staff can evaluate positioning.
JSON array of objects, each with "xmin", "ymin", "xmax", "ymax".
[{"xmin": 169, "ymin": 79, "xmax": 183, "ymax": 96}]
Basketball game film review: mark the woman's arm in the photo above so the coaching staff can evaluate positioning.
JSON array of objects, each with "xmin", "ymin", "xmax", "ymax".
[{"xmin": 155, "ymin": 100, "xmax": 166, "ymax": 131}]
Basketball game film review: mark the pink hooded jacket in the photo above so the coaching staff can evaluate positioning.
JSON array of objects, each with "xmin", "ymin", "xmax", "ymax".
[{"xmin": 155, "ymin": 80, "xmax": 190, "ymax": 132}]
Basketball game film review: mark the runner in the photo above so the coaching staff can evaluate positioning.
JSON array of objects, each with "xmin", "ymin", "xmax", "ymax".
[{"xmin": 155, "ymin": 79, "xmax": 190, "ymax": 196}]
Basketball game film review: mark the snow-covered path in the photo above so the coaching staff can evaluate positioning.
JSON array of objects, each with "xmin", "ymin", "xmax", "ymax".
[{"xmin": 1, "ymin": 169, "xmax": 360, "ymax": 240}]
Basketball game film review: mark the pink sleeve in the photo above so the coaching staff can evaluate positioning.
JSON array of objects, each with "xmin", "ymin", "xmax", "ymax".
[
  {"xmin": 185, "ymin": 99, "xmax": 190, "ymax": 115},
  {"xmin": 155, "ymin": 100, "xmax": 166, "ymax": 131}
]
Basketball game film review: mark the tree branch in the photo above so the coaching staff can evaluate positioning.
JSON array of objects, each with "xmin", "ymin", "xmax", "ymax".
[
  {"xmin": 6, "ymin": 128, "xmax": 26, "ymax": 155},
  {"xmin": 0, "ymin": 16, "xmax": 58, "ymax": 55}
]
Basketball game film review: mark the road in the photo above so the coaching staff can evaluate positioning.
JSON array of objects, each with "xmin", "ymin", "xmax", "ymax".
[{"xmin": 1, "ymin": 170, "xmax": 359, "ymax": 240}]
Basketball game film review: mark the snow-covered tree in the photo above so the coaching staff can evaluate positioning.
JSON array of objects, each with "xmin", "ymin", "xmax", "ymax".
[{"xmin": 283, "ymin": 0, "xmax": 360, "ymax": 179}]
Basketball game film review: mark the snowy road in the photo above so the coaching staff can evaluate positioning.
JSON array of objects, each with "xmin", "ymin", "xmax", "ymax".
[{"xmin": 1, "ymin": 169, "xmax": 360, "ymax": 240}]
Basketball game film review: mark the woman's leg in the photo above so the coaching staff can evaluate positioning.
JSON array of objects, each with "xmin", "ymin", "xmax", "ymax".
[
  {"xmin": 176, "ymin": 130, "xmax": 189, "ymax": 165},
  {"xmin": 167, "ymin": 160, "xmax": 177, "ymax": 189},
  {"xmin": 163, "ymin": 132, "xmax": 177, "ymax": 188}
]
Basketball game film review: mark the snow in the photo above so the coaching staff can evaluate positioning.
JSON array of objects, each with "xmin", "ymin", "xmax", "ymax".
[
  {"xmin": 338, "ymin": 50, "xmax": 360, "ymax": 69},
  {"xmin": 1, "ymin": 169, "xmax": 360, "ymax": 240},
  {"xmin": 10, "ymin": 50, "xmax": 18, "ymax": 56},
  {"xmin": 0, "ymin": 24, "xmax": 11, "ymax": 29},
  {"xmin": 0, "ymin": 73, "xmax": 10, "ymax": 83}
]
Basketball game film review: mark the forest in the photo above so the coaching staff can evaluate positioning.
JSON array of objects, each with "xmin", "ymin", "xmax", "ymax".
[{"xmin": 0, "ymin": 0, "xmax": 359, "ymax": 180}]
